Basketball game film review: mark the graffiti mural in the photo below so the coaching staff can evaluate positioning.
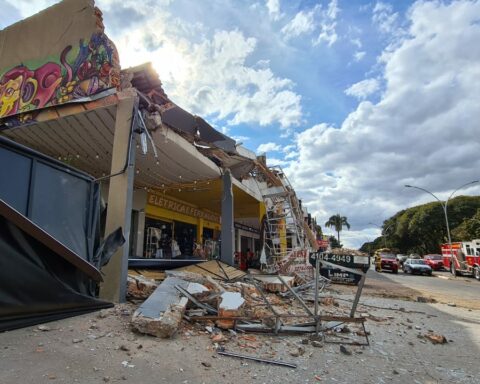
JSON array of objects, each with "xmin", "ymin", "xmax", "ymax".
[{"xmin": 0, "ymin": 32, "xmax": 120, "ymax": 120}]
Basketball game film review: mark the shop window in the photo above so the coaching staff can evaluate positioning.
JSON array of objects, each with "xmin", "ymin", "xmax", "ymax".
[
  {"xmin": 144, "ymin": 217, "xmax": 172, "ymax": 259},
  {"xmin": 174, "ymin": 221, "xmax": 196, "ymax": 258}
]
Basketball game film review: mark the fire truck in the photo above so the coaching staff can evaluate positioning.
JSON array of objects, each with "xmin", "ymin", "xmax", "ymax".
[{"xmin": 441, "ymin": 239, "xmax": 480, "ymax": 280}]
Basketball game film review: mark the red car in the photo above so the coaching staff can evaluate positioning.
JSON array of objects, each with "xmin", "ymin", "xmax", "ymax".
[
  {"xmin": 424, "ymin": 254, "xmax": 444, "ymax": 270},
  {"xmin": 378, "ymin": 253, "xmax": 399, "ymax": 274}
]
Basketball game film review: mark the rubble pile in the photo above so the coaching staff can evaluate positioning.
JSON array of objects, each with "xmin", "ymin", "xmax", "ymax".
[{"xmin": 127, "ymin": 262, "xmax": 370, "ymax": 349}]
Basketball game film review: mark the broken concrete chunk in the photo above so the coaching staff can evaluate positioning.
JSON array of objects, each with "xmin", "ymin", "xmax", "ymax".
[
  {"xmin": 216, "ymin": 292, "xmax": 245, "ymax": 330},
  {"xmin": 186, "ymin": 283, "xmax": 209, "ymax": 295},
  {"xmin": 127, "ymin": 275, "xmax": 159, "ymax": 300},
  {"xmin": 131, "ymin": 277, "xmax": 189, "ymax": 338},
  {"xmin": 252, "ymin": 275, "xmax": 295, "ymax": 293},
  {"xmin": 219, "ymin": 292, "xmax": 245, "ymax": 310},
  {"xmin": 165, "ymin": 271, "xmax": 223, "ymax": 292},
  {"xmin": 424, "ymin": 333, "xmax": 448, "ymax": 344},
  {"xmin": 340, "ymin": 345, "xmax": 352, "ymax": 355}
]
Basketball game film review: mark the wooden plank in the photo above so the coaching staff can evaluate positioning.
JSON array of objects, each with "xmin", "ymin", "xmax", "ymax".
[{"xmin": 128, "ymin": 269, "xmax": 166, "ymax": 281}]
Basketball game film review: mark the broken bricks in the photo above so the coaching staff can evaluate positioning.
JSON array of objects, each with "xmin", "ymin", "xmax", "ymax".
[{"xmin": 216, "ymin": 292, "xmax": 245, "ymax": 329}]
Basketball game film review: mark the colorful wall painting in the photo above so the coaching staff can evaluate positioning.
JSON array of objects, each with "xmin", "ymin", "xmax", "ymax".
[{"xmin": 0, "ymin": 32, "xmax": 120, "ymax": 122}]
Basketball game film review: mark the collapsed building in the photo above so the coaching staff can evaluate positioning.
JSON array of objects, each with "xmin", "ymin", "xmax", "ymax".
[{"xmin": 0, "ymin": 0, "xmax": 320, "ymax": 330}]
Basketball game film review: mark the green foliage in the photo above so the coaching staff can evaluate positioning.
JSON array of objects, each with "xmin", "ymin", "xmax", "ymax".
[
  {"xmin": 314, "ymin": 224, "xmax": 323, "ymax": 239},
  {"xmin": 325, "ymin": 214, "xmax": 350, "ymax": 245},
  {"xmin": 358, "ymin": 195, "xmax": 480, "ymax": 254},
  {"xmin": 328, "ymin": 235, "xmax": 342, "ymax": 249},
  {"xmin": 451, "ymin": 208, "xmax": 480, "ymax": 240}
]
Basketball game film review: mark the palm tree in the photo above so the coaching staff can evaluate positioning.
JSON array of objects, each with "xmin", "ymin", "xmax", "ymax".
[{"xmin": 325, "ymin": 214, "xmax": 350, "ymax": 246}]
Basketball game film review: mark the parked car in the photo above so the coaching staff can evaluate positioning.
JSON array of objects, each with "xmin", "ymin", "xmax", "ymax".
[
  {"xmin": 423, "ymin": 254, "xmax": 444, "ymax": 271},
  {"xmin": 376, "ymin": 253, "xmax": 399, "ymax": 274},
  {"xmin": 403, "ymin": 259, "xmax": 432, "ymax": 275},
  {"xmin": 409, "ymin": 253, "xmax": 422, "ymax": 259}
]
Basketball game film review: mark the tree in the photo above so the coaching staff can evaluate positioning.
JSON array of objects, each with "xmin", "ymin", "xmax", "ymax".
[
  {"xmin": 328, "ymin": 235, "xmax": 341, "ymax": 249},
  {"xmin": 325, "ymin": 214, "xmax": 350, "ymax": 245},
  {"xmin": 451, "ymin": 208, "xmax": 480, "ymax": 240}
]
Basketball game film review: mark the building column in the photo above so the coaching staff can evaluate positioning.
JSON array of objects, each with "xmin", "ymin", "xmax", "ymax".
[
  {"xmin": 220, "ymin": 169, "xmax": 234, "ymax": 265},
  {"xmin": 100, "ymin": 92, "xmax": 138, "ymax": 302},
  {"xmin": 197, "ymin": 217, "xmax": 204, "ymax": 244}
]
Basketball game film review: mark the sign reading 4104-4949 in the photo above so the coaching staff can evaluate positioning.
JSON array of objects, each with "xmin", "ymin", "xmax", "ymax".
[{"xmin": 319, "ymin": 252, "xmax": 370, "ymax": 269}]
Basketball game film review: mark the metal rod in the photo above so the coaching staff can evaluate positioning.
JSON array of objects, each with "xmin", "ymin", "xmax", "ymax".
[
  {"xmin": 175, "ymin": 285, "xmax": 218, "ymax": 314},
  {"xmin": 217, "ymin": 350, "xmax": 297, "ymax": 368},
  {"xmin": 277, "ymin": 275, "xmax": 314, "ymax": 317},
  {"xmin": 350, "ymin": 273, "xmax": 366, "ymax": 318},
  {"xmin": 314, "ymin": 254, "xmax": 321, "ymax": 336},
  {"xmin": 248, "ymin": 277, "xmax": 280, "ymax": 317}
]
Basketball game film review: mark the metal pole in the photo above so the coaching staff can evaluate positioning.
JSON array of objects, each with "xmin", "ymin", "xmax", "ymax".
[{"xmin": 314, "ymin": 254, "xmax": 321, "ymax": 336}]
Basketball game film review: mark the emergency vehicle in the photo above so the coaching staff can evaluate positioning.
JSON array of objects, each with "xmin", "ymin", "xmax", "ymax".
[{"xmin": 441, "ymin": 239, "xmax": 480, "ymax": 280}]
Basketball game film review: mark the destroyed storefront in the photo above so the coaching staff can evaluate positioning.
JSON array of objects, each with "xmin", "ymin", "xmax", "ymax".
[{"xmin": 0, "ymin": 0, "xmax": 267, "ymax": 306}]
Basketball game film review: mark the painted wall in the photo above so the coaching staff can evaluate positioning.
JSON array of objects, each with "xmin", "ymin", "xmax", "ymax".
[{"xmin": 0, "ymin": 0, "xmax": 120, "ymax": 124}]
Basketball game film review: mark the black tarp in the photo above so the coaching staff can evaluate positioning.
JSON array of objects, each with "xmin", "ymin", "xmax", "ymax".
[
  {"xmin": 0, "ymin": 136, "xmax": 116, "ymax": 331},
  {"xmin": 0, "ymin": 200, "xmax": 112, "ymax": 331}
]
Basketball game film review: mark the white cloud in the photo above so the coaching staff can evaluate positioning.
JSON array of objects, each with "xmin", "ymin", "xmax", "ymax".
[
  {"xmin": 354, "ymin": 51, "xmax": 366, "ymax": 62},
  {"xmin": 266, "ymin": 0, "xmax": 281, "ymax": 20},
  {"xmin": 351, "ymin": 38, "xmax": 362, "ymax": 49},
  {"xmin": 313, "ymin": 0, "xmax": 339, "ymax": 47},
  {"xmin": 95, "ymin": 2, "xmax": 303, "ymax": 131},
  {"xmin": 372, "ymin": 2, "xmax": 399, "ymax": 35},
  {"xmin": 280, "ymin": 0, "xmax": 339, "ymax": 47},
  {"xmin": 345, "ymin": 78, "xmax": 380, "ymax": 99},
  {"xmin": 266, "ymin": 157, "xmax": 290, "ymax": 167},
  {"xmin": 286, "ymin": 0, "xmax": 480, "ymax": 248},
  {"xmin": 257, "ymin": 142, "xmax": 282, "ymax": 153},
  {"xmin": 281, "ymin": 9, "xmax": 316, "ymax": 39},
  {"xmin": 3, "ymin": 0, "xmax": 57, "ymax": 19}
]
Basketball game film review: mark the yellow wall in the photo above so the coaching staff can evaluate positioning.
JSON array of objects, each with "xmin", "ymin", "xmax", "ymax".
[{"xmin": 145, "ymin": 200, "xmax": 221, "ymax": 236}]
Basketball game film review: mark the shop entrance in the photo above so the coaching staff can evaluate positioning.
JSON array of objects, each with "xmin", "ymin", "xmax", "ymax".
[{"xmin": 144, "ymin": 217, "xmax": 173, "ymax": 259}]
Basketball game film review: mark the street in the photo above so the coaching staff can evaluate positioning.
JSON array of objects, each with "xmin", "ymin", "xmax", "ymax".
[{"xmin": 367, "ymin": 268, "xmax": 480, "ymax": 309}]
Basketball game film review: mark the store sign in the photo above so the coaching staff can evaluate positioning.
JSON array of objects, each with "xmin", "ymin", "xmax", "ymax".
[
  {"xmin": 234, "ymin": 222, "xmax": 259, "ymax": 234},
  {"xmin": 317, "ymin": 239, "xmax": 329, "ymax": 248},
  {"xmin": 148, "ymin": 193, "xmax": 220, "ymax": 223}
]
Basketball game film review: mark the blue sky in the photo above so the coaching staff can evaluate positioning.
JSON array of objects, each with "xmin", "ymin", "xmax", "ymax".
[{"xmin": 2, "ymin": 0, "xmax": 480, "ymax": 248}]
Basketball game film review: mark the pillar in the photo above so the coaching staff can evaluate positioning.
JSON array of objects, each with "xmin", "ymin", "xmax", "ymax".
[
  {"xmin": 99, "ymin": 92, "xmax": 138, "ymax": 302},
  {"xmin": 220, "ymin": 169, "xmax": 234, "ymax": 265}
]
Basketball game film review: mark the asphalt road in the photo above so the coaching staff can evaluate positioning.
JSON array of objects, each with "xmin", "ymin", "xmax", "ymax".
[{"xmin": 368, "ymin": 268, "xmax": 480, "ymax": 308}]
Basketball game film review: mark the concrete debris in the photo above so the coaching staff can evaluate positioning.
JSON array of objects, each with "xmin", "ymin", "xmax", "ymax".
[
  {"xmin": 131, "ymin": 277, "xmax": 189, "ymax": 338},
  {"xmin": 339, "ymin": 345, "xmax": 352, "ymax": 355},
  {"xmin": 37, "ymin": 325, "xmax": 51, "ymax": 331},
  {"xmin": 424, "ymin": 333, "xmax": 448, "ymax": 344},
  {"xmin": 252, "ymin": 275, "xmax": 295, "ymax": 293},
  {"xmin": 166, "ymin": 270, "xmax": 224, "ymax": 292},
  {"xmin": 217, "ymin": 292, "xmax": 245, "ymax": 329},
  {"xmin": 127, "ymin": 275, "xmax": 159, "ymax": 300}
]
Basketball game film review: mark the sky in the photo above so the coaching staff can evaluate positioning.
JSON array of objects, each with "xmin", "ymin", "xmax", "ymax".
[{"xmin": 2, "ymin": 0, "xmax": 480, "ymax": 248}]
